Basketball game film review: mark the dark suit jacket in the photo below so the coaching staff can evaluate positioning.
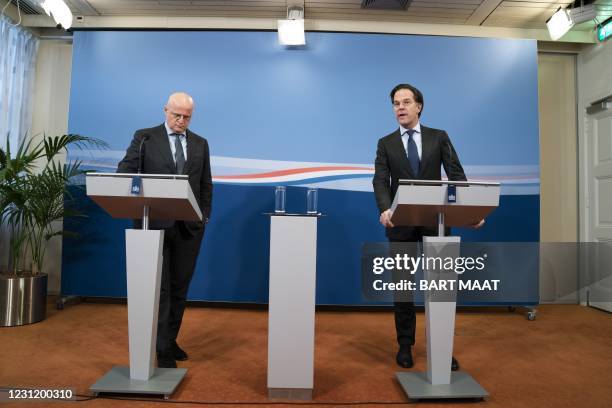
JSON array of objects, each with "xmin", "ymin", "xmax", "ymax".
[
  {"xmin": 117, "ymin": 124, "xmax": 212, "ymax": 235},
  {"xmin": 372, "ymin": 125, "xmax": 466, "ymax": 240}
]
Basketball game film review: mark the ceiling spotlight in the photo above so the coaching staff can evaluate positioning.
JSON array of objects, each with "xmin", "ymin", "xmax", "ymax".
[
  {"xmin": 546, "ymin": 7, "xmax": 573, "ymax": 40},
  {"xmin": 278, "ymin": 5, "xmax": 305, "ymax": 45},
  {"xmin": 38, "ymin": 0, "xmax": 73, "ymax": 29},
  {"xmin": 546, "ymin": 2, "xmax": 598, "ymax": 41},
  {"xmin": 569, "ymin": 4, "xmax": 597, "ymax": 25}
]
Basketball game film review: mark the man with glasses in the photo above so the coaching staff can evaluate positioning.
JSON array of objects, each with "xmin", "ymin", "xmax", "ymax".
[{"xmin": 118, "ymin": 92, "xmax": 212, "ymax": 368}]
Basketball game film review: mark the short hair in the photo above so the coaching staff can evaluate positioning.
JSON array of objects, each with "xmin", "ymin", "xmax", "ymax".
[{"xmin": 390, "ymin": 83, "xmax": 424, "ymax": 117}]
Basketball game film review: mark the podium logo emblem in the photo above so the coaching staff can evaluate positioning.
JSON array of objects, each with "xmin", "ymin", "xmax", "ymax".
[
  {"xmin": 447, "ymin": 185, "xmax": 457, "ymax": 203},
  {"xmin": 131, "ymin": 176, "xmax": 142, "ymax": 195}
]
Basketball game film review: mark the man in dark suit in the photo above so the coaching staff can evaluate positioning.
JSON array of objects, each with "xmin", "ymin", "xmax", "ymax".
[
  {"xmin": 373, "ymin": 83, "xmax": 482, "ymax": 370},
  {"xmin": 117, "ymin": 92, "xmax": 212, "ymax": 368}
]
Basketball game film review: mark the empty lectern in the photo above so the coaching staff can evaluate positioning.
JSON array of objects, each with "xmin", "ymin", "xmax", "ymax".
[{"xmin": 267, "ymin": 214, "xmax": 320, "ymax": 400}]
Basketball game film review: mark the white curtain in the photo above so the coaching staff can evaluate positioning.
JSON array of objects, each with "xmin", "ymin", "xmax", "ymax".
[
  {"xmin": 0, "ymin": 13, "xmax": 38, "ymax": 153},
  {"xmin": 0, "ymin": 14, "xmax": 38, "ymax": 270}
]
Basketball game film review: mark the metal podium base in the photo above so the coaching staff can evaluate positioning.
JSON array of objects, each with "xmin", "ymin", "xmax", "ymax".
[
  {"xmin": 90, "ymin": 366, "xmax": 187, "ymax": 399},
  {"xmin": 396, "ymin": 371, "xmax": 488, "ymax": 400},
  {"xmin": 268, "ymin": 388, "xmax": 313, "ymax": 400}
]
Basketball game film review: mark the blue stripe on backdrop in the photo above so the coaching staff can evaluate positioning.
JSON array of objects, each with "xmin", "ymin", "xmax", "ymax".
[
  {"xmin": 63, "ymin": 30, "xmax": 540, "ymax": 305},
  {"xmin": 68, "ymin": 31, "xmax": 539, "ymax": 166},
  {"xmin": 62, "ymin": 186, "xmax": 539, "ymax": 305}
]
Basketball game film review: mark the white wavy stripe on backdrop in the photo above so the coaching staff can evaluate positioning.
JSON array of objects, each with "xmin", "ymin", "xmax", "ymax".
[{"xmin": 69, "ymin": 150, "xmax": 539, "ymax": 195}]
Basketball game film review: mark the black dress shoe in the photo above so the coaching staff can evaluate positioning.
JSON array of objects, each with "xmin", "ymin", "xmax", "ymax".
[
  {"xmin": 396, "ymin": 345, "xmax": 414, "ymax": 368},
  {"xmin": 172, "ymin": 341, "xmax": 188, "ymax": 361},
  {"xmin": 451, "ymin": 356, "xmax": 460, "ymax": 371},
  {"xmin": 157, "ymin": 350, "xmax": 177, "ymax": 368}
]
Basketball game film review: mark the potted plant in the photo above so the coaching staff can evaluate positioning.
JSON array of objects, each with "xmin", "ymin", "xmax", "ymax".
[{"xmin": 0, "ymin": 134, "xmax": 107, "ymax": 326}]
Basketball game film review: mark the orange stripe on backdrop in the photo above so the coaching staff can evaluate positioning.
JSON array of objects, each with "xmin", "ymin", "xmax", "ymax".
[{"xmin": 213, "ymin": 166, "xmax": 374, "ymax": 179}]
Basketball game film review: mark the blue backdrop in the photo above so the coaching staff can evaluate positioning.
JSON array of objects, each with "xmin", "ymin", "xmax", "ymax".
[{"xmin": 62, "ymin": 31, "xmax": 540, "ymax": 305}]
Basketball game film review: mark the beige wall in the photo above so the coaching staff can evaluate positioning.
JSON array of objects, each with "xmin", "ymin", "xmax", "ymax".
[
  {"xmin": 538, "ymin": 53, "xmax": 578, "ymax": 243},
  {"xmin": 538, "ymin": 53, "xmax": 579, "ymax": 303},
  {"xmin": 30, "ymin": 39, "xmax": 73, "ymax": 294}
]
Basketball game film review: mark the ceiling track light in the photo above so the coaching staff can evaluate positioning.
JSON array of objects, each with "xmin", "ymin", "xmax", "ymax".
[
  {"xmin": 569, "ymin": 4, "xmax": 597, "ymax": 25},
  {"xmin": 38, "ymin": 0, "xmax": 73, "ymax": 29},
  {"xmin": 278, "ymin": 2, "xmax": 305, "ymax": 46},
  {"xmin": 286, "ymin": 5, "xmax": 304, "ymax": 20},
  {"xmin": 546, "ymin": 7, "xmax": 573, "ymax": 41},
  {"xmin": 546, "ymin": 2, "xmax": 598, "ymax": 41}
]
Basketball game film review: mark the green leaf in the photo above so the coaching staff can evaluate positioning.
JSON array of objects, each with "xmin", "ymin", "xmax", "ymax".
[{"xmin": 1, "ymin": 133, "xmax": 109, "ymax": 276}]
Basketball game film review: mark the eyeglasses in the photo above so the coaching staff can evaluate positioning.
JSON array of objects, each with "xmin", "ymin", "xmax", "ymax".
[
  {"xmin": 393, "ymin": 99, "xmax": 417, "ymax": 109},
  {"xmin": 168, "ymin": 110, "xmax": 192, "ymax": 121}
]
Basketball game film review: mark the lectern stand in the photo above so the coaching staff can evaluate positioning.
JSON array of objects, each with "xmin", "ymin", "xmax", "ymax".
[
  {"xmin": 267, "ymin": 214, "xmax": 320, "ymax": 400},
  {"xmin": 85, "ymin": 173, "xmax": 202, "ymax": 399},
  {"xmin": 391, "ymin": 180, "xmax": 500, "ymax": 400}
]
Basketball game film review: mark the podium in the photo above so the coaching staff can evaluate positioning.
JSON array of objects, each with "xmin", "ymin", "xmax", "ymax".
[
  {"xmin": 85, "ymin": 173, "xmax": 202, "ymax": 398},
  {"xmin": 267, "ymin": 214, "xmax": 320, "ymax": 400},
  {"xmin": 391, "ymin": 180, "xmax": 499, "ymax": 400}
]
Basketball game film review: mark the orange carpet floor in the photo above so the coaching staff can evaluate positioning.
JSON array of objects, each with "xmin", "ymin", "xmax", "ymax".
[{"xmin": 1, "ymin": 301, "xmax": 611, "ymax": 408}]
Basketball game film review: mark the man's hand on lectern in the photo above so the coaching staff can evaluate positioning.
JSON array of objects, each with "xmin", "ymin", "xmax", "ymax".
[
  {"xmin": 470, "ymin": 219, "xmax": 485, "ymax": 229},
  {"xmin": 380, "ymin": 209, "xmax": 394, "ymax": 228}
]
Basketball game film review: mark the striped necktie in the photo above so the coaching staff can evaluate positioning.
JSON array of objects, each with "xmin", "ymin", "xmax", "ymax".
[{"xmin": 172, "ymin": 133, "xmax": 185, "ymax": 174}]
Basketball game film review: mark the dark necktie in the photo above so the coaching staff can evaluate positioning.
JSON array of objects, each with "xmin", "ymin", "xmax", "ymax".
[
  {"xmin": 173, "ymin": 133, "xmax": 185, "ymax": 174},
  {"xmin": 406, "ymin": 128, "xmax": 420, "ymax": 176}
]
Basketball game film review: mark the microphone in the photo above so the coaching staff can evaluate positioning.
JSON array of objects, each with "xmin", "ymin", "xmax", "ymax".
[
  {"xmin": 137, "ymin": 135, "xmax": 149, "ymax": 174},
  {"xmin": 446, "ymin": 138, "xmax": 459, "ymax": 203},
  {"xmin": 447, "ymin": 139, "xmax": 454, "ymax": 179}
]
